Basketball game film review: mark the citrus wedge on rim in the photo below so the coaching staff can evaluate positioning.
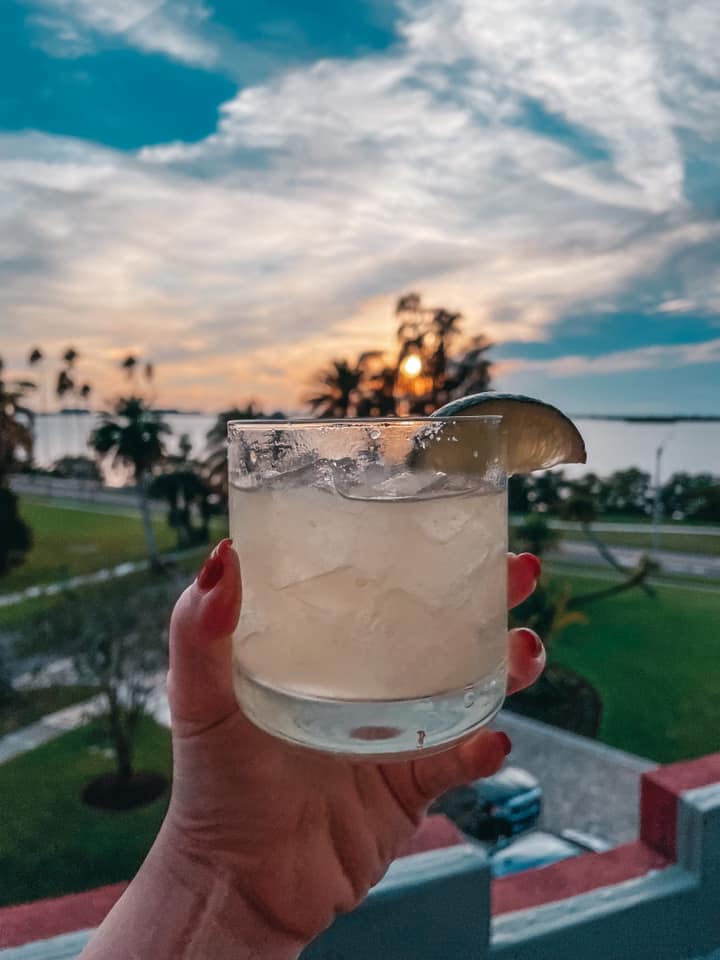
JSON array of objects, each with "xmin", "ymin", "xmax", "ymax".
[{"xmin": 426, "ymin": 392, "xmax": 586, "ymax": 476}]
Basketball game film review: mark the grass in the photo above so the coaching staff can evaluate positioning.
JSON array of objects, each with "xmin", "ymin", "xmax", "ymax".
[
  {"xmin": 1, "ymin": 498, "xmax": 230, "ymax": 596},
  {"xmin": 0, "ymin": 717, "xmax": 171, "ymax": 907},
  {"xmin": 542, "ymin": 565, "xmax": 720, "ymax": 763},
  {"xmin": 2, "ymin": 499, "xmax": 177, "ymax": 594},
  {"xmin": 0, "ymin": 685, "xmax": 97, "ymax": 737}
]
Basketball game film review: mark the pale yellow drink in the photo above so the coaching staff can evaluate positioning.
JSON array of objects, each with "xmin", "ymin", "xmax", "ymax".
[
  {"xmin": 229, "ymin": 456, "xmax": 508, "ymax": 757},
  {"xmin": 231, "ymin": 484, "xmax": 506, "ymax": 700}
]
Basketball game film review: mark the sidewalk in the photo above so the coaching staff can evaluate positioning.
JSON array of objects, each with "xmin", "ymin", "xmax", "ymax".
[{"xmin": 0, "ymin": 675, "xmax": 169, "ymax": 765}]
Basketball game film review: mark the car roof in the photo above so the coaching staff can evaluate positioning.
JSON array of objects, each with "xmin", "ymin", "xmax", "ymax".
[
  {"xmin": 473, "ymin": 766, "xmax": 539, "ymax": 801},
  {"xmin": 490, "ymin": 830, "xmax": 580, "ymax": 877}
]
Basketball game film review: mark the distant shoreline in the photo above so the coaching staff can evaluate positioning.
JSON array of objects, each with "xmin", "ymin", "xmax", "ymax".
[
  {"xmin": 572, "ymin": 415, "xmax": 720, "ymax": 423},
  {"xmin": 38, "ymin": 411, "xmax": 720, "ymax": 422}
]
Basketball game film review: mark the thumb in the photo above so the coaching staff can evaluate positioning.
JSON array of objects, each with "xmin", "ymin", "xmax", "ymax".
[{"xmin": 168, "ymin": 538, "xmax": 242, "ymax": 734}]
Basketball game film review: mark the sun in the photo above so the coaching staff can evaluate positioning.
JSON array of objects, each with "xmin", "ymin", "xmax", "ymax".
[{"xmin": 400, "ymin": 354, "xmax": 423, "ymax": 378}]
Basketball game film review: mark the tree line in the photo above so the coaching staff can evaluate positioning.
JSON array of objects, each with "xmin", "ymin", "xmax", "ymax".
[{"xmin": 510, "ymin": 468, "xmax": 720, "ymax": 523}]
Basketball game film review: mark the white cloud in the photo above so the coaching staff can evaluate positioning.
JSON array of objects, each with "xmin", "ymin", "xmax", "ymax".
[
  {"xmin": 500, "ymin": 337, "xmax": 720, "ymax": 378},
  {"xmin": 2, "ymin": 0, "xmax": 720, "ymax": 409},
  {"xmin": 24, "ymin": 0, "xmax": 218, "ymax": 66}
]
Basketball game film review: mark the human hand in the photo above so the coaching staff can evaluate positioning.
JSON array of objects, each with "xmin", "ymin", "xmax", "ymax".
[{"xmin": 159, "ymin": 540, "xmax": 545, "ymax": 952}]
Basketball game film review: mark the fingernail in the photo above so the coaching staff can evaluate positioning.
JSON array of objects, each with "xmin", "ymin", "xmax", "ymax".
[
  {"xmin": 519, "ymin": 552, "xmax": 542, "ymax": 579},
  {"xmin": 197, "ymin": 539, "xmax": 232, "ymax": 591},
  {"xmin": 497, "ymin": 732, "xmax": 512, "ymax": 756},
  {"xmin": 518, "ymin": 627, "xmax": 543, "ymax": 658}
]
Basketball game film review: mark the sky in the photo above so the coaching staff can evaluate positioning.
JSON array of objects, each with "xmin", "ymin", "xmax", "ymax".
[{"xmin": 1, "ymin": 0, "xmax": 719, "ymax": 415}]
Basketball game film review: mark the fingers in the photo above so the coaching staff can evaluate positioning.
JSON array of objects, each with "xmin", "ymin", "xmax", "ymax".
[
  {"xmin": 507, "ymin": 627, "xmax": 546, "ymax": 695},
  {"xmin": 508, "ymin": 552, "xmax": 541, "ymax": 608},
  {"xmin": 411, "ymin": 729, "xmax": 511, "ymax": 799},
  {"xmin": 380, "ymin": 729, "xmax": 511, "ymax": 822},
  {"xmin": 167, "ymin": 538, "xmax": 242, "ymax": 734}
]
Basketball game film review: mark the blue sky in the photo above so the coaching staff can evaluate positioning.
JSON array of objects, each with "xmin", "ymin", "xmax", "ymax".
[{"xmin": 1, "ymin": 0, "xmax": 719, "ymax": 413}]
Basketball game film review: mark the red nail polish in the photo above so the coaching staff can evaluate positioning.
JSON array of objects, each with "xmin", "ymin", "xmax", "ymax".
[
  {"xmin": 519, "ymin": 552, "xmax": 542, "ymax": 579},
  {"xmin": 197, "ymin": 551, "xmax": 224, "ymax": 591},
  {"xmin": 519, "ymin": 628, "xmax": 543, "ymax": 658},
  {"xmin": 497, "ymin": 732, "xmax": 512, "ymax": 756}
]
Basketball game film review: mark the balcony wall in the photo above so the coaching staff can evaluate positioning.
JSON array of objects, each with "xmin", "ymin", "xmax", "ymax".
[{"xmin": 2, "ymin": 755, "xmax": 720, "ymax": 960}]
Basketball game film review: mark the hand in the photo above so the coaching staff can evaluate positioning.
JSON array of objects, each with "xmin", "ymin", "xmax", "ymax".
[{"xmin": 161, "ymin": 540, "xmax": 545, "ymax": 949}]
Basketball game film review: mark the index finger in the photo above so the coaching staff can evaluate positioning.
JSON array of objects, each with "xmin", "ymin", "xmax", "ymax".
[{"xmin": 508, "ymin": 552, "xmax": 541, "ymax": 608}]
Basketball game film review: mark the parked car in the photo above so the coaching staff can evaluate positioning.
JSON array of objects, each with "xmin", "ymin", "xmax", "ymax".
[
  {"xmin": 430, "ymin": 766, "xmax": 542, "ymax": 843},
  {"xmin": 490, "ymin": 828, "xmax": 611, "ymax": 878}
]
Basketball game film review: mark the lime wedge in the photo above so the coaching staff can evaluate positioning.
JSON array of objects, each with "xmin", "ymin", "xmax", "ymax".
[{"xmin": 429, "ymin": 392, "xmax": 587, "ymax": 476}]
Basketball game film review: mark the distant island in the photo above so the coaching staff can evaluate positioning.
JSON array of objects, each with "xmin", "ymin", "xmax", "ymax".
[{"xmin": 573, "ymin": 414, "xmax": 720, "ymax": 423}]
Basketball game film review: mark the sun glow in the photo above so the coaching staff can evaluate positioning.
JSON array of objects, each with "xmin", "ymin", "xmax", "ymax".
[{"xmin": 400, "ymin": 354, "xmax": 423, "ymax": 378}]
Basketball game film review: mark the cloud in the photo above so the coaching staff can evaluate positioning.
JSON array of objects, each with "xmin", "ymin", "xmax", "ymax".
[
  {"xmin": 23, "ymin": 0, "xmax": 219, "ymax": 66},
  {"xmin": 500, "ymin": 337, "xmax": 720, "ymax": 378},
  {"xmin": 2, "ymin": 0, "xmax": 720, "ymax": 410}
]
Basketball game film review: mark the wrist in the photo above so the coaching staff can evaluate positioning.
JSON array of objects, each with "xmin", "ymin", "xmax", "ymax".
[{"xmin": 151, "ymin": 820, "xmax": 305, "ymax": 960}]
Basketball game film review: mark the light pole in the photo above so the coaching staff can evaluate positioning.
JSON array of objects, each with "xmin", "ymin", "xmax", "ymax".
[{"xmin": 652, "ymin": 443, "xmax": 664, "ymax": 555}]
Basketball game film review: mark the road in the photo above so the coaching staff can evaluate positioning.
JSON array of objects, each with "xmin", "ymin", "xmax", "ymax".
[
  {"xmin": 554, "ymin": 540, "xmax": 720, "ymax": 579},
  {"xmin": 495, "ymin": 711, "xmax": 654, "ymax": 845},
  {"xmin": 511, "ymin": 517, "xmax": 720, "ymax": 537}
]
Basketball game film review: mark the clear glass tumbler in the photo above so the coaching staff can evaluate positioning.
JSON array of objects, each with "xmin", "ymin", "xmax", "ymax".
[{"xmin": 228, "ymin": 417, "xmax": 507, "ymax": 759}]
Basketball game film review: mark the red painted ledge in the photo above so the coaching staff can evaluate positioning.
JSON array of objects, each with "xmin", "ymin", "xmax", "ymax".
[
  {"xmin": 492, "ymin": 840, "xmax": 669, "ymax": 916},
  {"xmin": 0, "ymin": 883, "xmax": 127, "ymax": 949},
  {"xmin": 641, "ymin": 752, "xmax": 720, "ymax": 861}
]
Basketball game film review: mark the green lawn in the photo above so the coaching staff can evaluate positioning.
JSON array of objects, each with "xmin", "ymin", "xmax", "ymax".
[
  {"xmin": 0, "ymin": 718, "xmax": 171, "ymax": 907},
  {"xmin": 2, "ymin": 500, "xmax": 177, "ymax": 594},
  {"xmin": 0, "ymin": 685, "xmax": 97, "ymax": 737},
  {"xmin": 2, "ymin": 499, "xmax": 229, "ymax": 595},
  {"xmin": 543, "ymin": 566, "xmax": 720, "ymax": 763}
]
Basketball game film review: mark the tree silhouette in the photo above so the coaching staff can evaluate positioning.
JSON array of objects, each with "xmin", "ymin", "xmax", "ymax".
[
  {"xmin": 204, "ymin": 402, "xmax": 284, "ymax": 501},
  {"xmin": 90, "ymin": 398, "xmax": 171, "ymax": 569},
  {"xmin": 0, "ymin": 357, "xmax": 34, "ymax": 575},
  {"xmin": 308, "ymin": 294, "xmax": 493, "ymax": 418},
  {"xmin": 307, "ymin": 358, "xmax": 366, "ymax": 418}
]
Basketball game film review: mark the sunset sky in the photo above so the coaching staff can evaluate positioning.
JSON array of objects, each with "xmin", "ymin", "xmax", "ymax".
[{"xmin": 1, "ymin": 0, "xmax": 719, "ymax": 414}]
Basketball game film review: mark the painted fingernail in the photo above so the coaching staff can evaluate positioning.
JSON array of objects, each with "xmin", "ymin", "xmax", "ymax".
[
  {"xmin": 497, "ymin": 732, "xmax": 512, "ymax": 756},
  {"xmin": 518, "ymin": 627, "xmax": 543, "ymax": 658},
  {"xmin": 519, "ymin": 552, "xmax": 542, "ymax": 579},
  {"xmin": 197, "ymin": 539, "xmax": 232, "ymax": 591}
]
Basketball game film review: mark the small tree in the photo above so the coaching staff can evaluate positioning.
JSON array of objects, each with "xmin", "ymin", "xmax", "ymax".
[
  {"xmin": 90, "ymin": 397, "xmax": 171, "ymax": 569},
  {"xmin": 23, "ymin": 578, "xmax": 175, "ymax": 798}
]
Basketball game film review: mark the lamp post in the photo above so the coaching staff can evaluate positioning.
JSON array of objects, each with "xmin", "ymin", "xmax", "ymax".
[{"xmin": 652, "ymin": 443, "xmax": 664, "ymax": 555}]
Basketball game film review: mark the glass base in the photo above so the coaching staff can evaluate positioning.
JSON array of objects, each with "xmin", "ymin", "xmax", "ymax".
[{"xmin": 233, "ymin": 662, "xmax": 507, "ymax": 760}]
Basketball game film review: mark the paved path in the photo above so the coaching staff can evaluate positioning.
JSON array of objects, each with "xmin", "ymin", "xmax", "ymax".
[
  {"xmin": 0, "ymin": 673, "xmax": 169, "ymax": 765},
  {"xmin": 0, "ymin": 561, "xmax": 149, "ymax": 609},
  {"xmin": 0, "ymin": 696, "xmax": 105, "ymax": 765},
  {"xmin": 555, "ymin": 540, "xmax": 720, "ymax": 578},
  {"xmin": 493, "ymin": 710, "xmax": 655, "ymax": 845}
]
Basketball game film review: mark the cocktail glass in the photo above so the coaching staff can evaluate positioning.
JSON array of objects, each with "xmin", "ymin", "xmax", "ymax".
[{"xmin": 228, "ymin": 417, "xmax": 507, "ymax": 758}]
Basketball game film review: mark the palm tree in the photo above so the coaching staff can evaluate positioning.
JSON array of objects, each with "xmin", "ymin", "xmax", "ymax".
[
  {"xmin": 307, "ymin": 357, "xmax": 374, "ymax": 418},
  {"xmin": 149, "ymin": 470, "xmax": 211, "ymax": 549},
  {"xmin": 122, "ymin": 355, "xmax": 138, "ymax": 380},
  {"xmin": 90, "ymin": 397, "xmax": 171, "ymax": 569},
  {"xmin": 204, "ymin": 403, "xmax": 277, "ymax": 501},
  {"xmin": 0, "ymin": 357, "xmax": 34, "ymax": 575}
]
